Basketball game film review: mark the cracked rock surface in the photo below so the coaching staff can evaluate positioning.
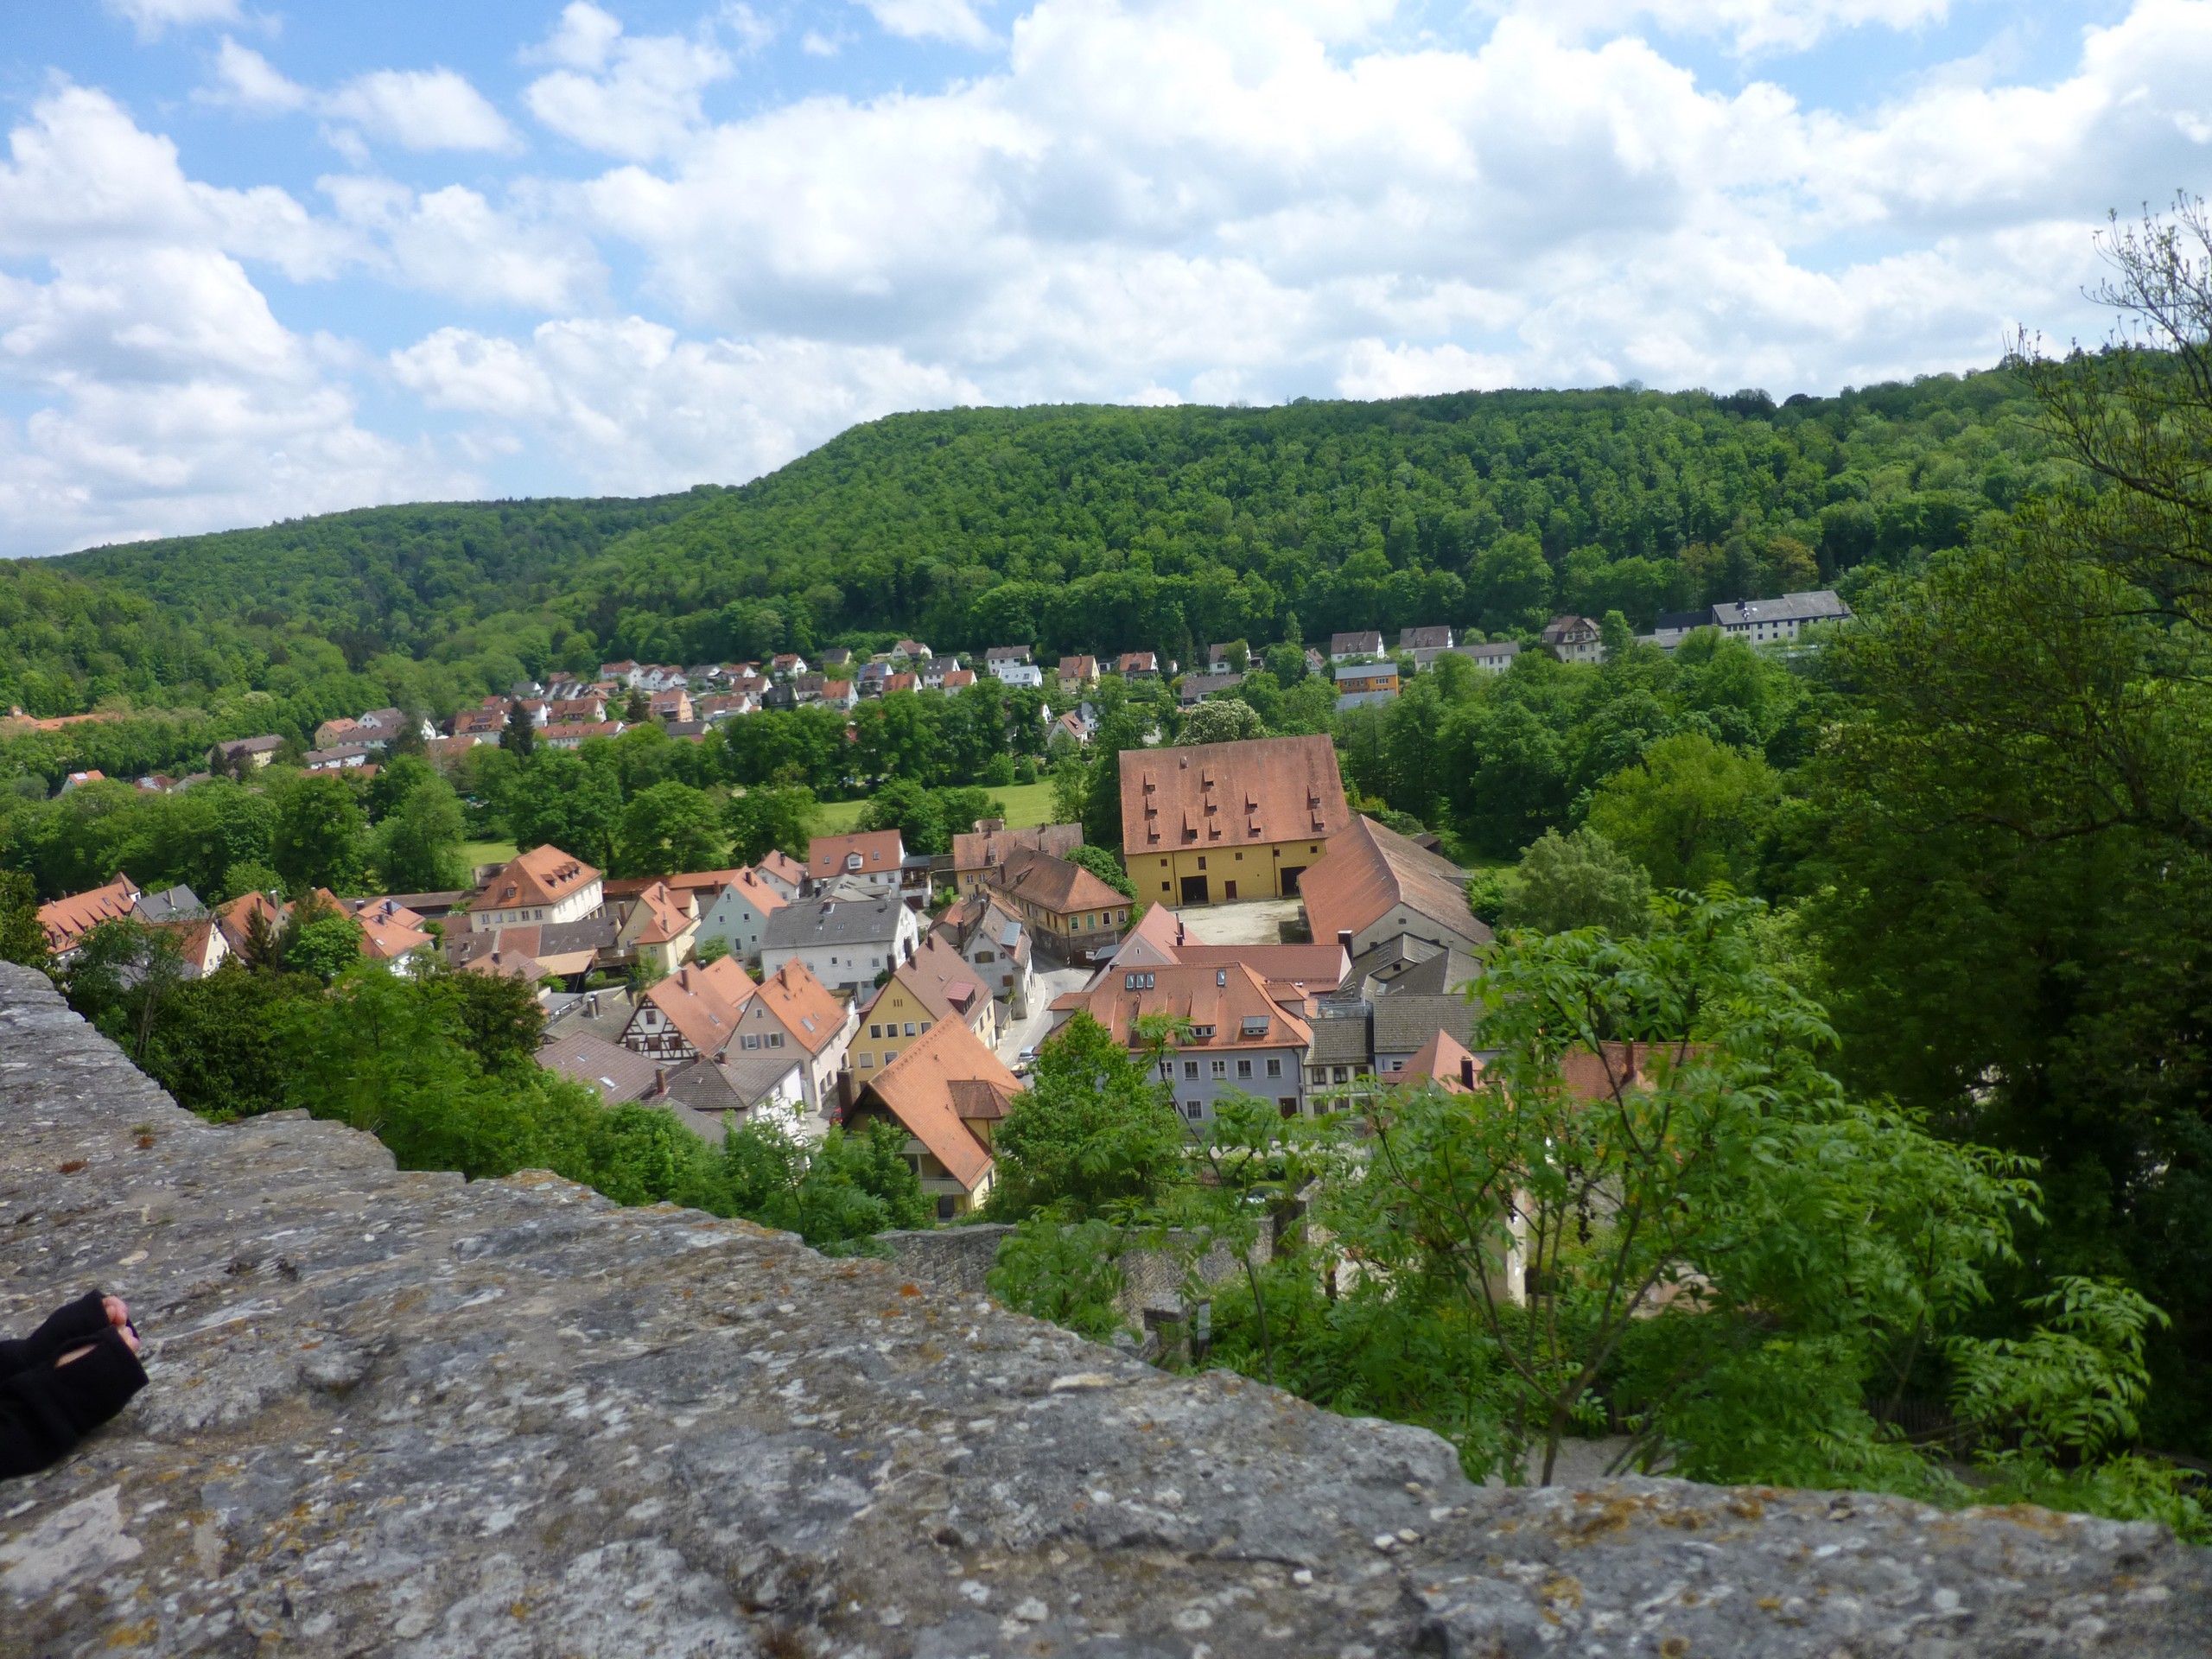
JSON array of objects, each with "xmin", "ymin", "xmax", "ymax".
[{"xmin": 2, "ymin": 962, "xmax": 2206, "ymax": 1656}]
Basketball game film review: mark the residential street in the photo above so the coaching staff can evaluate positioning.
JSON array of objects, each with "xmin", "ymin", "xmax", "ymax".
[{"xmin": 996, "ymin": 961, "xmax": 1095, "ymax": 1068}]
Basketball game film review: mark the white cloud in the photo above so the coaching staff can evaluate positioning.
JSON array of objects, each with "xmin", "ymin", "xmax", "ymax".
[
  {"xmin": 1487, "ymin": 0, "xmax": 1953, "ymax": 56},
  {"xmin": 857, "ymin": 0, "xmax": 998, "ymax": 49},
  {"xmin": 105, "ymin": 0, "xmax": 242, "ymax": 41},
  {"xmin": 0, "ymin": 90, "xmax": 462, "ymax": 555},
  {"xmin": 524, "ymin": 5, "xmax": 736, "ymax": 161},
  {"xmin": 324, "ymin": 68, "xmax": 520, "ymax": 153},
  {"xmin": 320, "ymin": 175, "xmax": 607, "ymax": 310},
  {"xmin": 199, "ymin": 38, "xmax": 311, "ymax": 112},
  {"xmin": 390, "ymin": 318, "xmax": 979, "ymax": 490}
]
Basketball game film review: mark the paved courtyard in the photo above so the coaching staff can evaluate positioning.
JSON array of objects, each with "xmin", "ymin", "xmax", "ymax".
[
  {"xmin": 1166, "ymin": 895, "xmax": 1306, "ymax": 945},
  {"xmin": 995, "ymin": 962, "xmax": 1094, "ymax": 1067}
]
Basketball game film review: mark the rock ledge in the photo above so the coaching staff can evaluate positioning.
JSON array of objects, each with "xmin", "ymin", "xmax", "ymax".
[{"xmin": 2, "ymin": 962, "xmax": 2204, "ymax": 1656}]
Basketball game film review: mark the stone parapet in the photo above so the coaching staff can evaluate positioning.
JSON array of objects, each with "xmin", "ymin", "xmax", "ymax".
[{"xmin": 2, "ymin": 962, "xmax": 2205, "ymax": 1655}]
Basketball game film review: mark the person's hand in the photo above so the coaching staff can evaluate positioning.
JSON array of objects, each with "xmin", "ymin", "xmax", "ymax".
[
  {"xmin": 115, "ymin": 1323, "xmax": 141, "ymax": 1356},
  {"xmin": 103, "ymin": 1295, "xmax": 130, "ymax": 1331}
]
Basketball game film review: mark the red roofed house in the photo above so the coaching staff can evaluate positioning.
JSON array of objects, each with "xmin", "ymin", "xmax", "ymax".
[
  {"xmin": 846, "ymin": 1017, "xmax": 1019, "ymax": 1218},
  {"xmin": 950, "ymin": 820, "xmax": 1082, "ymax": 897},
  {"xmin": 698, "ymin": 867, "xmax": 790, "ymax": 963},
  {"xmin": 805, "ymin": 830, "xmax": 904, "ymax": 896},
  {"xmin": 1117, "ymin": 733, "xmax": 1351, "ymax": 906},
  {"xmin": 939, "ymin": 668, "xmax": 976, "ymax": 691},
  {"xmin": 1297, "ymin": 815, "xmax": 1491, "ymax": 962},
  {"xmin": 37, "ymin": 875, "xmax": 140, "ymax": 963},
  {"xmin": 467, "ymin": 845, "xmax": 604, "ymax": 932},
  {"xmin": 984, "ymin": 847, "xmax": 1130, "ymax": 964},
  {"xmin": 614, "ymin": 880, "xmax": 700, "ymax": 976},
  {"xmin": 753, "ymin": 849, "xmax": 807, "ymax": 900},
  {"xmin": 851, "ymin": 933, "xmax": 998, "ymax": 1079},
  {"xmin": 346, "ymin": 896, "xmax": 436, "ymax": 963},
  {"xmin": 1051, "ymin": 959, "xmax": 1313, "ymax": 1122},
  {"xmin": 620, "ymin": 956, "xmax": 853, "ymax": 1119},
  {"xmin": 155, "ymin": 917, "xmax": 229, "ymax": 979}
]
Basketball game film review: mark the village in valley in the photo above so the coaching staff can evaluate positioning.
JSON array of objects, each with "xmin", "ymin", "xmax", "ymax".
[{"xmin": 32, "ymin": 594, "xmax": 1847, "ymax": 1224}]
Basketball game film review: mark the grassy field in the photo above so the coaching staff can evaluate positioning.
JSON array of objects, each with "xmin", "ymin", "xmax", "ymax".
[
  {"xmin": 813, "ymin": 780, "xmax": 1060, "ymax": 836},
  {"xmin": 459, "ymin": 840, "xmax": 518, "ymax": 871}
]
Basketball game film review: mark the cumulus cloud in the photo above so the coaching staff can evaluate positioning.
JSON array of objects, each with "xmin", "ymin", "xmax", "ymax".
[
  {"xmin": 320, "ymin": 175, "xmax": 607, "ymax": 310},
  {"xmin": 198, "ymin": 38, "xmax": 312, "ymax": 112},
  {"xmin": 390, "ymin": 318, "xmax": 979, "ymax": 490},
  {"xmin": 323, "ymin": 68, "xmax": 520, "ymax": 153},
  {"xmin": 857, "ymin": 0, "xmax": 999, "ymax": 48},
  {"xmin": 105, "ymin": 0, "xmax": 242, "ymax": 40},
  {"xmin": 1488, "ymin": 0, "xmax": 1954, "ymax": 56},
  {"xmin": 523, "ymin": 3, "xmax": 738, "ymax": 161},
  {"xmin": 0, "ymin": 91, "xmax": 464, "ymax": 555}
]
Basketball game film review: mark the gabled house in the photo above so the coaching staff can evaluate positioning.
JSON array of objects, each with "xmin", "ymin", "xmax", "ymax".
[
  {"xmin": 891, "ymin": 639, "xmax": 933, "ymax": 665},
  {"xmin": 1329, "ymin": 631, "xmax": 1384, "ymax": 661},
  {"xmin": 698, "ymin": 867, "xmax": 790, "ymax": 963},
  {"xmin": 1298, "ymin": 815, "xmax": 1492, "ymax": 962},
  {"xmin": 1397, "ymin": 626, "xmax": 1454, "ymax": 652},
  {"xmin": 208, "ymin": 735, "xmax": 283, "ymax": 772},
  {"xmin": 1116, "ymin": 651, "xmax": 1160, "ymax": 679},
  {"xmin": 303, "ymin": 744, "xmax": 372, "ymax": 771},
  {"xmin": 37, "ymin": 875, "xmax": 141, "ymax": 963},
  {"xmin": 770, "ymin": 653, "xmax": 808, "ymax": 680},
  {"xmin": 346, "ymin": 896, "xmax": 435, "ymax": 963},
  {"xmin": 806, "ymin": 830, "xmax": 906, "ymax": 895},
  {"xmin": 950, "ymin": 820, "xmax": 1083, "ymax": 896},
  {"xmin": 155, "ymin": 917, "xmax": 229, "ymax": 980},
  {"xmin": 1056, "ymin": 654, "xmax": 1099, "ymax": 690},
  {"xmin": 1205, "ymin": 641, "xmax": 1249, "ymax": 674},
  {"xmin": 447, "ymin": 916, "xmax": 618, "ymax": 984},
  {"xmin": 548, "ymin": 695, "xmax": 607, "ymax": 725},
  {"xmin": 647, "ymin": 689, "xmax": 694, "ymax": 723},
  {"xmin": 939, "ymin": 668, "xmax": 977, "ymax": 691},
  {"xmin": 1118, "ymin": 734, "xmax": 1351, "ymax": 906},
  {"xmin": 1541, "ymin": 614, "xmax": 1605, "ymax": 664},
  {"xmin": 762, "ymin": 880, "xmax": 920, "ymax": 995},
  {"xmin": 1333, "ymin": 662, "xmax": 1399, "ymax": 711},
  {"xmin": 1050, "ymin": 960, "xmax": 1313, "ymax": 1122},
  {"xmin": 982, "ymin": 848, "xmax": 1130, "ymax": 964},
  {"xmin": 1179, "ymin": 672, "xmax": 1242, "ymax": 709},
  {"xmin": 851, "ymin": 935, "xmax": 995, "ymax": 1077},
  {"xmin": 451, "ymin": 704, "xmax": 508, "ymax": 738},
  {"xmin": 753, "ymin": 849, "xmax": 807, "ymax": 901},
  {"xmin": 933, "ymin": 889, "xmax": 1034, "ymax": 1020},
  {"xmin": 538, "ymin": 721, "xmax": 626, "ymax": 748},
  {"xmin": 845, "ymin": 1019, "xmax": 1018, "ymax": 1219},
  {"xmin": 1457, "ymin": 639, "xmax": 1520, "ymax": 675},
  {"xmin": 820, "ymin": 679, "xmax": 857, "ymax": 711},
  {"xmin": 467, "ymin": 845, "xmax": 604, "ymax": 932},
  {"xmin": 615, "ymin": 881, "xmax": 699, "ymax": 975}
]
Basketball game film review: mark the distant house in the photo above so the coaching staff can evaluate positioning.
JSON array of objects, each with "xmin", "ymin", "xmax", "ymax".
[
  {"xmin": 983, "ymin": 848, "xmax": 1130, "ymax": 964},
  {"xmin": 1457, "ymin": 640, "xmax": 1520, "ymax": 675},
  {"xmin": 805, "ymin": 830, "xmax": 906, "ymax": 896},
  {"xmin": 1203, "ymin": 643, "xmax": 1245, "ymax": 674},
  {"xmin": 1056, "ymin": 654, "xmax": 1099, "ymax": 689},
  {"xmin": 1299, "ymin": 815, "xmax": 1492, "ymax": 962},
  {"xmin": 303, "ymin": 744, "xmax": 372, "ymax": 771},
  {"xmin": 59, "ymin": 770, "xmax": 105, "ymax": 793},
  {"xmin": 820, "ymin": 679, "xmax": 857, "ymax": 711},
  {"xmin": 1397, "ymin": 626, "xmax": 1454, "ymax": 652},
  {"xmin": 156, "ymin": 916, "xmax": 229, "ymax": 980},
  {"xmin": 446, "ymin": 915, "xmax": 619, "ymax": 986},
  {"xmin": 352, "ymin": 707, "xmax": 435, "ymax": 747},
  {"xmin": 753, "ymin": 849, "xmax": 808, "ymax": 901},
  {"xmin": 1640, "ymin": 589, "xmax": 1853, "ymax": 650},
  {"xmin": 762, "ymin": 880, "xmax": 921, "ymax": 995},
  {"xmin": 1333, "ymin": 662, "xmax": 1400, "ymax": 712},
  {"xmin": 950, "ymin": 820, "xmax": 1083, "ymax": 896},
  {"xmin": 1051, "ymin": 710, "xmax": 1090, "ymax": 747},
  {"xmin": 1118, "ymin": 734, "xmax": 1351, "ymax": 905},
  {"xmin": 984, "ymin": 645, "xmax": 1032, "ymax": 669},
  {"xmin": 791, "ymin": 674, "xmax": 826, "ymax": 706},
  {"xmin": 648, "ymin": 689, "xmax": 694, "ymax": 723},
  {"xmin": 891, "ymin": 639, "xmax": 934, "ymax": 665},
  {"xmin": 845, "ymin": 1018, "xmax": 1019, "ymax": 1218},
  {"xmin": 698, "ymin": 867, "xmax": 791, "ymax": 962},
  {"xmin": 933, "ymin": 888, "xmax": 1035, "ymax": 1020},
  {"xmin": 852, "ymin": 934, "xmax": 998, "ymax": 1080},
  {"xmin": 600, "ymin": 660, "xmax": 640, "ymax": 684},
  {"xmin": 770, "ymin": 653, "xmax": 808, "ymax": 680},
  {"xmin": 537, "ymin": 721, "xmax": 626, "ymax": 749},
  {"xmin": 547, "ymin": 695, "xmax": 606, "ymax": 724},
  {"xmin": 1049, "ymin": 961, "xmax": 1313, "ymax": 1122},
  {"xmin": 939, "ymin": 668, "xmax": 977, "ymax": 691},
  {"xmin": 614, "ymin": 881, "xmax": 700, "ymax": 976},
  {"xmin": 345, "ymin": 896, "xmax": 435, "ymax": 963},
  {"xmin": 208, "ymin": 735, "xmax": 284, "ymax": 772},
  {"xmin": 1116, "ymin": 651, "xmax": 1159, "ymax": 679},
  {"xmin": 884, "ymin": 671, "xmax": 920, "ymax": 696},
  {"xmin": 36, "ymin": 875, "xmax": 140, "ymax": 963},
  {"xmin": 1329, "ymin": 631, "xmax": 1384, "ymax": 661},
  {"xmin": 468, "ymin": 846, "xmax": 604, "ymax": 933},
  {"xmin": 1179, "ymin": 671, "xmax": 1243, "ymax": 709},
  {"xmin": 1541, "ymin": 615, "xmax": 1605, "ymax": 665},
  {"xmin": 313, "ymin": 716, "xmax": 361, "ymax": 749},
  {"xmin": 818, "ymin": 647, "xmax": 853, "ymax": 671},
  {"xmin": 537, "ymin": 1031, "xmax": 660, "ymax": 1106},
  {"xmin": 451, "ymin": 704, "xmax": 508, "ymax": 738},
  {"xmin": 617, "ymin": 956, "xmax": 853, "ymax": 1122}
]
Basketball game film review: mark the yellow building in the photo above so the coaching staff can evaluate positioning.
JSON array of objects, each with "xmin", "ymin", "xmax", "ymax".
[{"xmin": 1118, "ymin": 734, "xmax": 1352, "ymax": 906}]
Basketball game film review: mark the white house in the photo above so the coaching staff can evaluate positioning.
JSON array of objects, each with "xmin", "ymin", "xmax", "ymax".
[
  {"xmin": 697, "ymin": 868, "xmax": 791, "ymax": 963},
  {"xmin": 467, "ymin": 845, "xmax": 605, "ymax": 932},
  {"xmin": 992, "ymin": 662, "xmax": 1044, "ymax": 689},
  {"xmin": 761, "ymin": 880, "xmax": 921, "ymax": 995}
]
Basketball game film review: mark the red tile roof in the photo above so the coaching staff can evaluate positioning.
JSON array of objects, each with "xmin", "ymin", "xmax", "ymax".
[
  {"xmin": 856, "ymin": 1018, "xmax": 1018, "ymax": 1193},
  {"xmin": 987, "ymin": 848, "xmax": 1126, "ymax": 918},
  {"xmin": 808, "ymin": 830, "xmax": 904, "ymax": 880},
  {"xmin": 476, "ymin": 844, "xmax": 601, "ymax": 912},
  {"xmin": 1299, "ymin": 815, "xmax": 1490, "ymax": 950},
  {"xmin": 950, "ymin": 822, "xmax": 1082, "ymax": 874},
  {"xmin": 1119, "ymin": 734, "xmax": 1349, "ymax": 854},
  {"xmin": 1058, "ymin": 960, "xmax": 1313, "ymax": 1052},
  {"xmin": 38, "ymin": 876, "xmax": 140, "ymax": 951},
  {"xmin": 1398, "ymin": 1029, "xmax": 1480, "ymax": 1093}
]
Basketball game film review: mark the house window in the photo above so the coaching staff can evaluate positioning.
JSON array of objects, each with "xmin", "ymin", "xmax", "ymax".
[
  {"xmin": 1197, "ymin": 856, "xmax": 1206, "ymax": 870},
  {"xmin": 770, "ymin": 1033, "xmax": 784, "ymax": 1047},
  {"xmin": 1332, "ymin": 1065, "xmax": 1350, "ymax": 1084},
  {"xmin": 1266, "ymin": 1058, "xmax": 1281, "ymax": 1077},
  {"xmin": 919, "ymin": 1021, "xmax": 931, "ymax": 1034},
  {"xmin": 1184, "ymin": 1060, "xmax": 1198, "ymax": 1079},
  {"xmin": 859, "ymin": 1052, "xmax": 874, "ymax": 1068},
  {"xmin": 1185, "ymin": 1101, "xmax": 1203, "ymax": 1119},
  {"xmin": 1236, "ymin": 1059, "xmax": 1253, "ymax": 1079},
  {"xmin": 1162, "ymin": 882, "xmax": 1172, "ymax": 893},
  {"xmin": 904, "ymin": 1021, "xmax": 918, "ymax": 1037},
  {"xmin": 870, "ymin": 1024, "xmax": 882, "ymax": 1039},
  {"xmin": 1160, "ymin": 858, "xmax": 1168, "ymax": 867},
  {"xmin": 1211, "ymin": 1058, "xmax": 1227, "ymax": 1077}
]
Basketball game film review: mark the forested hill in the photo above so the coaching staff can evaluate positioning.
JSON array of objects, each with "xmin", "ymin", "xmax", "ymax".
[{"xmin": 7, "ymin": 367, "xmax": 2054, "ymax": 734}]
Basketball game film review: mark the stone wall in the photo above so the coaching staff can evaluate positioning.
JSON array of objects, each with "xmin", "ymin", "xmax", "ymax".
[{"xmin": 2, "ymin": 961, "xmax": 2205, "ymax": 1656}]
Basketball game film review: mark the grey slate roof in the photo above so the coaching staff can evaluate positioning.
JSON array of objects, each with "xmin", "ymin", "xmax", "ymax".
[
  {"xmin": 1375, "ymin": 945, "xmax": 1483, "ymax": 997},
  {"xmin": 1713, "ymin": 589, "xmax": 1849, "ymax": 626},
  {"xmin": 539, "ymin": 1032, "xmax": 657, "ymax": 1103},
  {"xmin": 1306, "ymin": 1015, "xmax": 1372, "ymax": 1066},
  {"xmin": 134, "ymin": 884, "xmax": 205, "ymax": 926},
  {"xmin": 766, "ymin": 888, "xmax": 910, "ymax": 950},
  {"xmin": 1372, "ymin": 994, "xmax": 1478, "ymax": 1056}
]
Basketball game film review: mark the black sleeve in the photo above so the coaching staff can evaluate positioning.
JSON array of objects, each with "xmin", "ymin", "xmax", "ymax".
[
  {"xmin": 0, "ymin": 1292, "xmax": 111, "ymax": 1380},
  {"xmin": 0, "ymin": 1331, "xmax": 149, "ymax": 1481}
]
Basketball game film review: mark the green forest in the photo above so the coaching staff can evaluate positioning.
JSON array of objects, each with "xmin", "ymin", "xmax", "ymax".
[{"xmin": 3, "ymin": 210, "xmax": 2210, "ymax": 1525}]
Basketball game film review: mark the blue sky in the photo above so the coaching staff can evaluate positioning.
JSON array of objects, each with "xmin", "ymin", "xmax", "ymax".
[{"xmin": 0, "ymin": 0, "xmax": 2204, "ymax": 556}]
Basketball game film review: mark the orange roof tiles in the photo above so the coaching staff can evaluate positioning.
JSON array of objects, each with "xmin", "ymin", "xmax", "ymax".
[
  {"xmin": 477, "ymin": 844, "xmax": 600, "ymax": 912},
  {"xmin": 349, "ymin": 896, "xmax": 434, "ymax": 960},
  {"xmin": 1299, "ymin": 815, "xmax": 1491, "ymax": 950},
  {"xmin": 1399, "ymin": 1029, "xmax": 1481, "ymax": 1094},
  {"xmin": 38, "ymin": 875, "xmax": 140, "ymax": 951},
  {"xmin": 808, "ymin": 830, "xmax": 904, "ymax": 880},
  {"xmin": 625, "ymin": 882, "xmax": 694, "ymax": 946},
  {"xmin": 986, "ymin": 848, "xmax": 1125, "ymax": 918},
  {"xmin": 1058, "ymin": 960, "xmax": 1313, "ymax": 1052},
  {"xmin": 950, "ymin": 822, "xmax": 1081, "ymax": 874},
  {"xmin": 1119, "ymin": 734, "xmax": 1350, "ymax": 854},
  {"xmin": 747, "ymin": 957, "xmax": 846, "ymax": 1056},
  {"xmin": 857, "ymin": 1018, "xmax": 1018, "ymax": 1193},
  {"xmin": 642, "ymin": 966, "xmax": 747, "ymax": 1058}
]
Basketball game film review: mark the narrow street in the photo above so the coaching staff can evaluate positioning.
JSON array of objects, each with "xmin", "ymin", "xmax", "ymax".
[{"xmin": 995, "ymin": 961, "xmax": 1096, "ymax": 1069}]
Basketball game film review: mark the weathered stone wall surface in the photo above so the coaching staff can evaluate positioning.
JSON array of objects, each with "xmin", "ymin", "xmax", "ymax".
[{"xmin": 3, "ymin": 960, "xmax": 2206, "ymax": 1656}]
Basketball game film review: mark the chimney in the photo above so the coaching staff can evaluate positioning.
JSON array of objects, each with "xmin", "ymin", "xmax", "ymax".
[
  {"xmin": 679, "ymin": 967, "xmax": 689, "ymax": 989},
  {"xmin": 1337, "ymin": 930, "xmax": 1353, "ymax": 952},
  {"xmin": 1459, "ymin": 1057, "xmax": 1476, "ymax": 1088},
  {"xmin": 653, "ymin": 1065, "xmax": 667, "ymax": 1096}
]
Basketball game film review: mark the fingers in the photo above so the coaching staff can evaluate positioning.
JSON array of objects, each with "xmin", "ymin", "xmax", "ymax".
[
  {"xmin": 118, "ymin": 1325, "xmax": 142, "ymax": 1357},
  {"xmin": 104, "ymin": 1295, "xmax": 130, "ymax": 1329}
]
